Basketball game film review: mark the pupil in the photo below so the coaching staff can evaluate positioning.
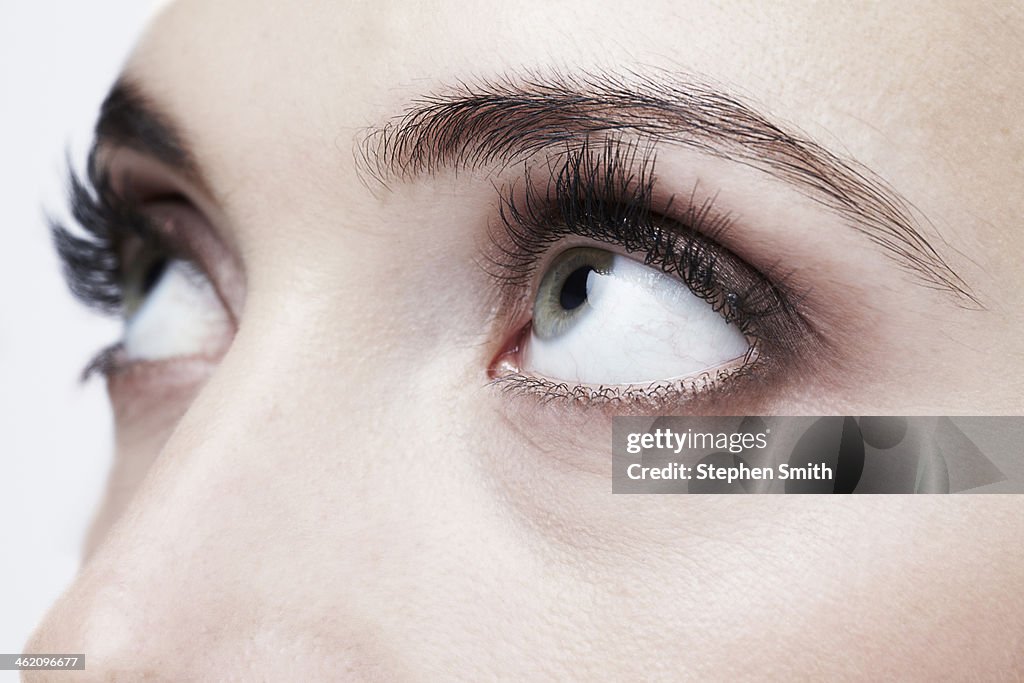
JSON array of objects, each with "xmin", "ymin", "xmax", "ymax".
[
  {"xmin": 142, "ymin": 259, "xmax": 169, "ymax": 295},
  {"xmin": 560, "ymin": 265, "xmax": 593, "ymax": 311}
]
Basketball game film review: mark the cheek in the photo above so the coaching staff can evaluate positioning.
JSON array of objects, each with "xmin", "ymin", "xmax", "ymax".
[{"xmin": 84, "ymin": 359, "xmax": 214, "ymax": 556}]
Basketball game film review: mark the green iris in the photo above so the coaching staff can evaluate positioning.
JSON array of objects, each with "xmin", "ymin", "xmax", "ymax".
[
  {"xmin": 121, "ymin": 248, "xmax": 170, "ymax": 319},
  {"xmin": 532, "ymin": 247, "xmax": 614, "ymax": 340}
]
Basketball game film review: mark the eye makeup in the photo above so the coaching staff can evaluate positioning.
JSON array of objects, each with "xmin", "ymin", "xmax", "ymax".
[{"xmin": 485, "ymin": 135, "xmax": 816, "ymax": 406}]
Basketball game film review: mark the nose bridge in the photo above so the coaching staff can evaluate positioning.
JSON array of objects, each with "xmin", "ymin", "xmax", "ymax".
[{"xmin": 25, "ymin": 290, "xmax": 437, "ymax": 678}]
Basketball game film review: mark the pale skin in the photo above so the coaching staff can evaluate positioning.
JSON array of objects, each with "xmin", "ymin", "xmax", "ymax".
[{"xmin": 27, "ymin": 1, "xmax": 1024, "ymax": 680}]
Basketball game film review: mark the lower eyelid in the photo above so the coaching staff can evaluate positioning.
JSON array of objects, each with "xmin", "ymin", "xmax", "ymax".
[{"xmin": 488, "ymin": 351, "xmax": 765, "ymax": 414}]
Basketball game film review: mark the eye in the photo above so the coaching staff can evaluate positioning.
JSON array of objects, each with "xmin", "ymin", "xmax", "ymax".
[
  {"xmin": 523, "ymin": 246, "xmax": 750, "ymax": 385},
  {"xmin": 53, "ymin": 162, "xmax": 238, "ymax": 372},
  {"xmin": 485, "ymin": 138, "xmax": 810, "ymax": 403},
  {"xmin": 120, "ymin": 249, "xmax": 230, "ymax": 362}
]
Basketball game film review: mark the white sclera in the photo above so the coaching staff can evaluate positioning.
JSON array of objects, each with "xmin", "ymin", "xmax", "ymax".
[
  {"xmin": 524, "ymin": 254, "xmax": 749, "ymax": 384},
  {"xmin": 122, "ymin": 260, "xmax": 230, "ymax": 361}
]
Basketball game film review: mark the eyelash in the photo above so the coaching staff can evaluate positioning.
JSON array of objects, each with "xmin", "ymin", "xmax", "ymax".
[
  {"xmin": 52, "ymin": 162, "xmax": 189, "ymax": 375},
  {"xmin": 487, "ymin": 135, "xmax": 810, "ymax": 404},
  {"xmin": 53, "ymin": 163, "xmax": 177, "ymax": 314}
]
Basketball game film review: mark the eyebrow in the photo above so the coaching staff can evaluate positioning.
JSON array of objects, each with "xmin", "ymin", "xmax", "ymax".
[
  {"xmin": 359, "ymin": 71, "xmax": 976, "ymax": 304},
  {"xmin": 91, "ymin": 80, "xmax": 200, "ymax": 183}
]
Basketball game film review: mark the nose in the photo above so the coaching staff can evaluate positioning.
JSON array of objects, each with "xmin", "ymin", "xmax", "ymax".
[{"xmin": 22, "ymin": 296, "xmax": 454, "ymax": 681}]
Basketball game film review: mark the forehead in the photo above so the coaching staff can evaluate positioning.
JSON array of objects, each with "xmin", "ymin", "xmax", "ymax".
[
  {"xmin": 122, "ymin": 1, "xmax": 1023, "ymax": 255},
  {"xmin": 129, "ymin": 0, "xmax": 1014, "ymax": 117}
]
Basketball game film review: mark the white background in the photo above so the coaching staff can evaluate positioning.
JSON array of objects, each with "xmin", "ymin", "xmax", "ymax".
[{"xmin": 1, "ymin": 1, "xmax": 162, "ymax": 671}]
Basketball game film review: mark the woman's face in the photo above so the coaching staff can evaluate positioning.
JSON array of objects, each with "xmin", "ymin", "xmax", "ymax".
[{"xmin": 29, "ymin": 0, "xmax": 1024, "ymax": 679}]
